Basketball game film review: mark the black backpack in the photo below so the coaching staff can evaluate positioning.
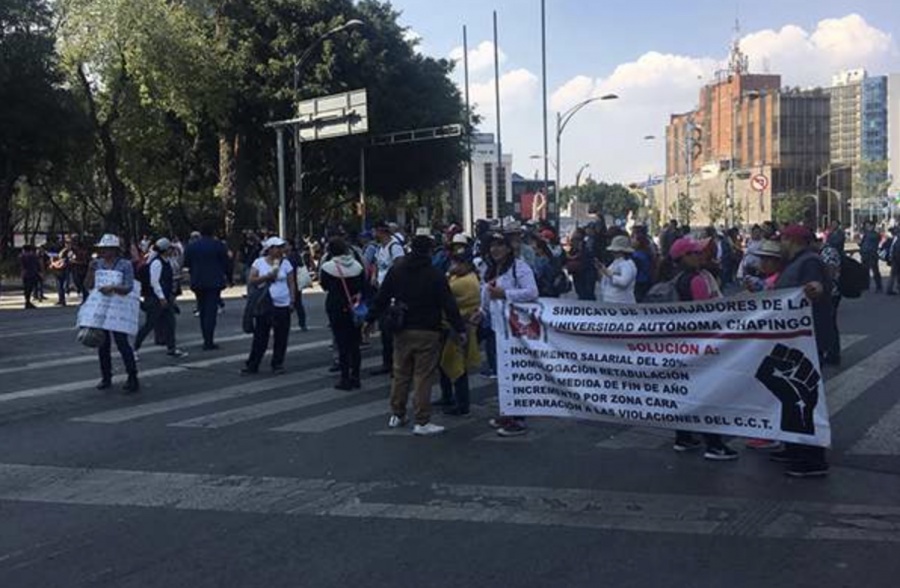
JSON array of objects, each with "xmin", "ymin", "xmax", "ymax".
[{"xmin": 838, "ymin": 255, "xmax": 868, "ymax": 299}]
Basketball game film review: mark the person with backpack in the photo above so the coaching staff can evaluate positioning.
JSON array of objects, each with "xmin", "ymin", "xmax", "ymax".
[
  {"xmin": 667, "ymin": 236, "xmax": 739, "ymax": 461},
  {"xmin": 134, "ymin": 238, "xmax": 187, "ymax": 360}
]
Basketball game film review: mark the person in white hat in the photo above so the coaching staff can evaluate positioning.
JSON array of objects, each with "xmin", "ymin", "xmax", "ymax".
[
  {"xmin": 596, "ymin": 235, "xmax": 637, "ymax": 304},
  {"xmin": 84, "ymin": 234, "xmax": 140, "ymax": 393},
  {"xmin": 241, "ymin": 236, "xmax": 296, "ymax": 375}
]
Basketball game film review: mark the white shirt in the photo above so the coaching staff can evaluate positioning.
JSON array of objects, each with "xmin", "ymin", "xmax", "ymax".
[
  {"xmin": 599, "ymin": 258, "xmax": 637, "ymax": 304},
  {"xmin": 375, "ymin": 237, "xmax": 405, "ymax": 286},
  {"xmin": 253, "ymin": 257, "xmax": 294, "ymax": 307}
]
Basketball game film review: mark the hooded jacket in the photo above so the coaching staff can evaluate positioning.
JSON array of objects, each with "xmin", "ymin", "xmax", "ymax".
[
  {"xmin": 367, "ymin": 253, "xmax": 465, "ymax": 333},
  {"xmin": 320, "ymin": 255, "xmax": 366, "ymax": 318}
]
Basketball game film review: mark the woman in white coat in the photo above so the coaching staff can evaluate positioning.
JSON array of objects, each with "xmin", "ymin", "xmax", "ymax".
[{"xmin": 597, "ymin": 235, "xmax": 637, "ymax": 304}]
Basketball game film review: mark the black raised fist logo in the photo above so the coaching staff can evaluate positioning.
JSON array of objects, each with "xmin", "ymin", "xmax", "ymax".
[{"xmin": 755, "ymin": 344, "xmax": 821, "ymax": 435}]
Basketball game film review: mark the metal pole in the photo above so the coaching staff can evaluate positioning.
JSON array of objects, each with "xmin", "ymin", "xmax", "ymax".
[
  {"xmin": 276, "ymin": 127, "xmax": 287, "ymax": 237},
  {"xmin": 493, "ymin": 11, "xmax": 503, "ymax": 219},
  {"xmin": 463, "ymin": 25, "xmax": 475, "ymax": 232},
  {"xmin": 684, "ymin": 119, "xmax": 693, "ymax": 224},
  {"xmin": 541, "ymin": 0, "xmax": 550, "ymax": 209},
  {"xmin": 555, "ymin": 113, "xmax": 561, "ymax": 228},
  {"xmin": 360, "ymin": 147, "xmax": 367, "ymax": 232},
  {"xmin": 729, "ymin": 99, "xmax": 737, "ymax": 227},
  {"xmin": 294, "ymin": 130, "xmax": 302, "ymax": 238}
]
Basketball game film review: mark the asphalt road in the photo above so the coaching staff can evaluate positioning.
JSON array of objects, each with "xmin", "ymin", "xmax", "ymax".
[{"xmin": 0, "ymin": 285, "xmax": 899, "ymax": 588}]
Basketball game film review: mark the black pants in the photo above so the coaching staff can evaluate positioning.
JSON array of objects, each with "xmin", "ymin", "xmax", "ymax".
[
  {"xmin": 247, "ymin": 306, "xmax": 291, "ymax": 370},
  {"xmin": 99, "ymin": 331, "xmax": 137, "ymax": 381},
  {"xmin": 194, "ymin": 288, "xmax": 221, "ymax": 347},
  {"xmin": 135, "ymin": 298, "xmax": 176, "ymax": 352},
  {"xmin": 574, "ymin": 272, "xmax": 597, "ymax": 301},
  {"xmin": 827, "ymin": 295, "xmax": 842, "ymax": 362},
  {"xmin": 56, "ymin": 270, "xmax": 68, "ymax": 304},
  {"xmin": 479, "ymin": 326, "xmax": 497, "ymax": 374},
  {"xmin": 23, "ymin": 276, "xmax": 39, "ymax": 305},
  {"xmin": 379, "ymin": 317, "xmax": 394, "ymax": 369},
  {"xmin": 331, "ymin": 314, "xmax": 361, "ymax": 382},
  {"xmin": 439, "ymin": 369, "xmax": 471, "ymax": 412},
  {"xmin": 71, "ymin": 268, "xmax": 88, "ymax": 302},
  {"xmin": 862, "ymin": 254, "xmax": 883, "ymax": 291}
]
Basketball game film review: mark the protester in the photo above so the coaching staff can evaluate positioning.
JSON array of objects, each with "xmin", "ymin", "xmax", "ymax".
[
  {"xmin": 659, "ymin": 219, "xmax": 679, "ymax": 259},
  {"xmin": 366, "ymin": 229, "xmax": 467, "ymax": 436},
  {"xmin": 479, "ymin": 231, "xmax": 539, "ymax": 437},
  {"xmin": 858, "ymin": 220, "xmax": 883, "ymax": 293},
  {"xmin": 134, "ymin": 238, "xmax": 187, "ymax": 360},
  {"xmin": 740, "ymin": 225, "xmax": 765, "ymax": 278},
  {"xmin": 319, "ymin": 237, "xmax": 366, "ymax": 390},
  {"xmin": 240, "ymin": 237, "xmax": 296, "ymax": 375},
  {"xmin": 19, "ymin": 245, "xmax": 42, "ymax": 309},
  {"xmin": 825, "ymin": 220, "xmax": 845, "ymax": 254},
  {"xmin": 668, "ymin": 236, "xmax": 738, "ymax": 461},
  {"xmin": 819, "ymin": 238, "xmax": 843, "ymax": 366},
  {"xmin": 437, "ymin": 247, "xmax": 481, "ymax": 416},
  {"xmin": 768, "ymin": 224, "xmax": 834, "ymax": 477},
  {"xmin": 567, "ymin": 228, "xmax": 597, "ymax": 301},
  {"xmin": 183, "ymin": 221, "xmax": 229, "ymax": 350},
  {"xmin": 596, "ymin": 235, "xmax": 637, "ymax": 304},
  {"xmin": 65, "ymin": 234, "xmax": 90, "ymax": 303},
  {"xmin": 84, "ymin": 234, "xmax": 140, "ymax": 393},
  {"xmin": 371, "ymin": 221, "xmax": 406, "ymax": 376},
  {"xmin": 285, "ymin": 239, "xmax": 309, "ymax": 331},
  {"xmin": 887, "ymin": 227, "xmax": 900, "ymax": 295},
  {"xmin": 631, "ymin": 232, "xmax": 655, "ymax": 302}
]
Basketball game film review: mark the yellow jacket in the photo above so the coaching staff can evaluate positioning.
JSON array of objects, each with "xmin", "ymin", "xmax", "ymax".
[{"xmin": 441, "ymin": 272, "xmax": 481, "ymax": 380}]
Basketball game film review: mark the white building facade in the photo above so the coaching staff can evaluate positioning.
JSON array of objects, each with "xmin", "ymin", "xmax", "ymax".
[{"xmin": 460, "ymin": 133, "xmax": 513, "ymax": 229}]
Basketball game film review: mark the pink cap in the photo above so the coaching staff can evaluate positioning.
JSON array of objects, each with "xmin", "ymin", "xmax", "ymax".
[
  {"xmin": 780, "ymin": 224, "xmax": 813, "ymax": 243},
  {"xmin": 669, "ymin": 236, "xmax": 706, "ymax": 260}
]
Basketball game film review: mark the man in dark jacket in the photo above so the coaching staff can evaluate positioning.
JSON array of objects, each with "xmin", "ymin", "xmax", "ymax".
[
  {"xmin": 183, "ymin": 222, "xmax": 229, "ymax": 350},
  {"xmin": 366, "ymin": 230, "xmax": 467, "ymax": 436},
  {"xmin": 858, "ymin": 221, "xmax": 883, "ymax": 292},
  {"xmin": 769, "ymin": 224, "xmax": 833, "ymax": 478}
]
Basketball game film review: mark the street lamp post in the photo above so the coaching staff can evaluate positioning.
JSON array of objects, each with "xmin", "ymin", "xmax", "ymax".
[
  {"xmin": 555, "ymin": 94, "xmax": 618, "ymax": 227},
  {"xmin": 288, "ymin": 19, "xmax": 365, "ymax": 239},
  {"xmin": 816, "ymin": 165, "xmax": 851, "ymax": 230}
]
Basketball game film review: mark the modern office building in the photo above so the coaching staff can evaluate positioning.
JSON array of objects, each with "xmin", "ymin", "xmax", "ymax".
[
  {"xmin": 459, "ymin": 133, "xmax": 513, "ymax": 228},
  {"xmin": 887, "ymin": 74, "xmax": 900, "ymax": 201},
  {"xmin": 663, "ymin": 38, "xmax": 830, "ymax": 226}
]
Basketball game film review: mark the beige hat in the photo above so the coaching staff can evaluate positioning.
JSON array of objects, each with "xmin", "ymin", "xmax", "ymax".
[
  {"xmin": 607, "ymin": 235, "xmax": 634, "ymax": 254},
  {"xmin": 451, "ymin": 233, "xmax": 471, "ymax": 245},
  {"xmin": 756, "ymin": 239, "xmax": 783, "ymax": 259}
]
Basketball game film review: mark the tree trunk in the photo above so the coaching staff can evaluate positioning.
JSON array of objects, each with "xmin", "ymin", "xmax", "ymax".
[
  {"xmin": 0, "ymin": 171, "xmax": 13, "ymax": 259},
  {"xmin": 218, "ymin": 130, "xmax": 238, "ymax": 237}
]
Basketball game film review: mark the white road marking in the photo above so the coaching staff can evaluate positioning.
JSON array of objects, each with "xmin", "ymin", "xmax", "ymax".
[
  {"xmin": 2, "ymin": 339, "xmax": 332, "ymax": 405},
  {"xmin": 170, "ymin": 371, "xmax": 386, "ymax": 429},
  {"xmin": 272, "ymin": 399, "xmax": 388, "ymax": 433},
  {"xmin": 849, "ymin": 403, "xmax": 900, "ymax": 455},
  {"xmin": 827, "ymin": 336, "xmax": 900, "ymax": 416},
  {"xmin": 71, "ymin": 354, "xmax": 366, "ymax": 425},
  {"xmin": 0, "ymin": 462, "xmax": 897, "ymax": 541}
]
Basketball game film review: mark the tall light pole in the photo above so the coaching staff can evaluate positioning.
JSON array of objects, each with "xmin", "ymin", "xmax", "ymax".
[
  {"xmin": 555, "ymin": 94, "xmax": 618, "ymax": 227},
  {"xmin": 816, "ymin": 164, "xmax": 851, "ymax": 229},
  {"xmin": 289, "ymin": 18, "xmax": 365, "ymax": 238},
  {"xmin": 729, "ymin": 90, "xmax": 760, "ymax": 227},
  {"xmin": 540, "ymin": 0, "xmax": 550, "ymax": 207}
]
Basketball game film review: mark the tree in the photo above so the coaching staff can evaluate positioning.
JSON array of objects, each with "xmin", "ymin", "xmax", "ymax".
[
  {"xmin": 560, "ymin": 179, "xmax": 640, "ymax": 221},
  {"xmin": 701, "ymin": 191, "xmax": 726, "ymax": 226},
  {"xmin": 855, "ymin": 159, "xmax": 891, "ymax": 224},
  {"xmin": 0, "ymin": 0, "xmax": 85, "ymax": 256},
  {"xmin": 667, "ymin": 192, "xmax": 694, "ymax": 227},
  {"xmin": 773, "ymin": 191, "xmax": 814, "ymax": 225}
]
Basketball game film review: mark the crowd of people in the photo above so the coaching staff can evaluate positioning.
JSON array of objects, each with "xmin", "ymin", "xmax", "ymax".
[{"xmin": 10, "ymin": 214, "xmax": 894, "ymax": 478}]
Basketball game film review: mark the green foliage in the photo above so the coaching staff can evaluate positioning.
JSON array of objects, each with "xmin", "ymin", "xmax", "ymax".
[
  {"xmin": 701, "ymin": 192, "xmax": 726, "ymax": 226},
  {"xmin": 559, "ymin": 179, "xmax": 640, "ymax": 221},
  {"xmin": 773, "ymin": 191, "xmax": 814, "ymax": 225},
  {"xmin": 667, "ymin": 192, "xmax": 694, "ymax": 227}
]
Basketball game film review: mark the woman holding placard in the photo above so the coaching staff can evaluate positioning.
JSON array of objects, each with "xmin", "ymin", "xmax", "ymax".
[{"xmin": 84, "ymin": 234, "xmax": 140, "ymax": 394}]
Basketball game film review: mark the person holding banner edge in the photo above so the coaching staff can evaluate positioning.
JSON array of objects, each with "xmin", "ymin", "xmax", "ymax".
[
  {"xmin": 668, "ymin": 236, "xmax": 739, "ymax": 461},
  {"xmin": 766, "ymin": 224, "xmax": 833, "ymax": 478},
  {"xmin": 84, "ymin": 234, "xmax": 140, "ymax": 394},
  {"xmin": 475, "ymin": 231, "xmax": 539, "ymax": 437}
]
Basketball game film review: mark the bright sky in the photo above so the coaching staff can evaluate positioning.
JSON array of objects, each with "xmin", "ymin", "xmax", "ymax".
[{"xmin": 392, "ymin": 0, "xmax": 900, "ymax": 186}]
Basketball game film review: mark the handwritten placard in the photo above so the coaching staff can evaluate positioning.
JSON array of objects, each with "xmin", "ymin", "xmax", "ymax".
[{"xmin": 76, "ymin": 279, "xmax": 141, "ymax": 336}]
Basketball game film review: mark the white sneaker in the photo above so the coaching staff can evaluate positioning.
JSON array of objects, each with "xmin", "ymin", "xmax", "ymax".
[
  {"xmin": 388, "ymin": 415, "xmax": 407, "ymax": 429},
  {"xmin": 413, "ymin": 423, "xmax": 445, "ymax": 436},
  {"xmin": 132, "ymin": 351, "xmax": 140, "ymax": 362}
]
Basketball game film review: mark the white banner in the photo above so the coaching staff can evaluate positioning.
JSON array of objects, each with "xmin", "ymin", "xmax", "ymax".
[
  {"xmin": 76, "ymin": 271, "xmax": 141, "ymax": 336},
  {"xmin": 492, "ymin": 289, "xmax": 831, "ymax": 448}
]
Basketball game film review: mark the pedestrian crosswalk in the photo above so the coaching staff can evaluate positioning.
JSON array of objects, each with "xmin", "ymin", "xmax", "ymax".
[{"xmin": 2, "ymin": 328, "xmax": 899, "ymax": 456}]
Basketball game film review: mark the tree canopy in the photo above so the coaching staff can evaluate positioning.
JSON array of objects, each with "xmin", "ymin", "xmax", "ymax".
[
  {"xmin": 2, "ymin": 0, "xmax": 469, "ymax": 253},
  {"xmin": 560, "ymin": 179, "xmax": 641, "ymax": 222}
]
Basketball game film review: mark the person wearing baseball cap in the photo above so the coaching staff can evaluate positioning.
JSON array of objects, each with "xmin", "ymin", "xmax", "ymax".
[
  {"xmin": 764, "ymin": 224, "xmax": 834, "ymax": 478},
  {"xmin": 84, "ymin": 233, "xmax": 140, "ymax": 393},
  {"xmin": 668, "ymin": 235, "xmax": 738, "ymax": 461}
]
